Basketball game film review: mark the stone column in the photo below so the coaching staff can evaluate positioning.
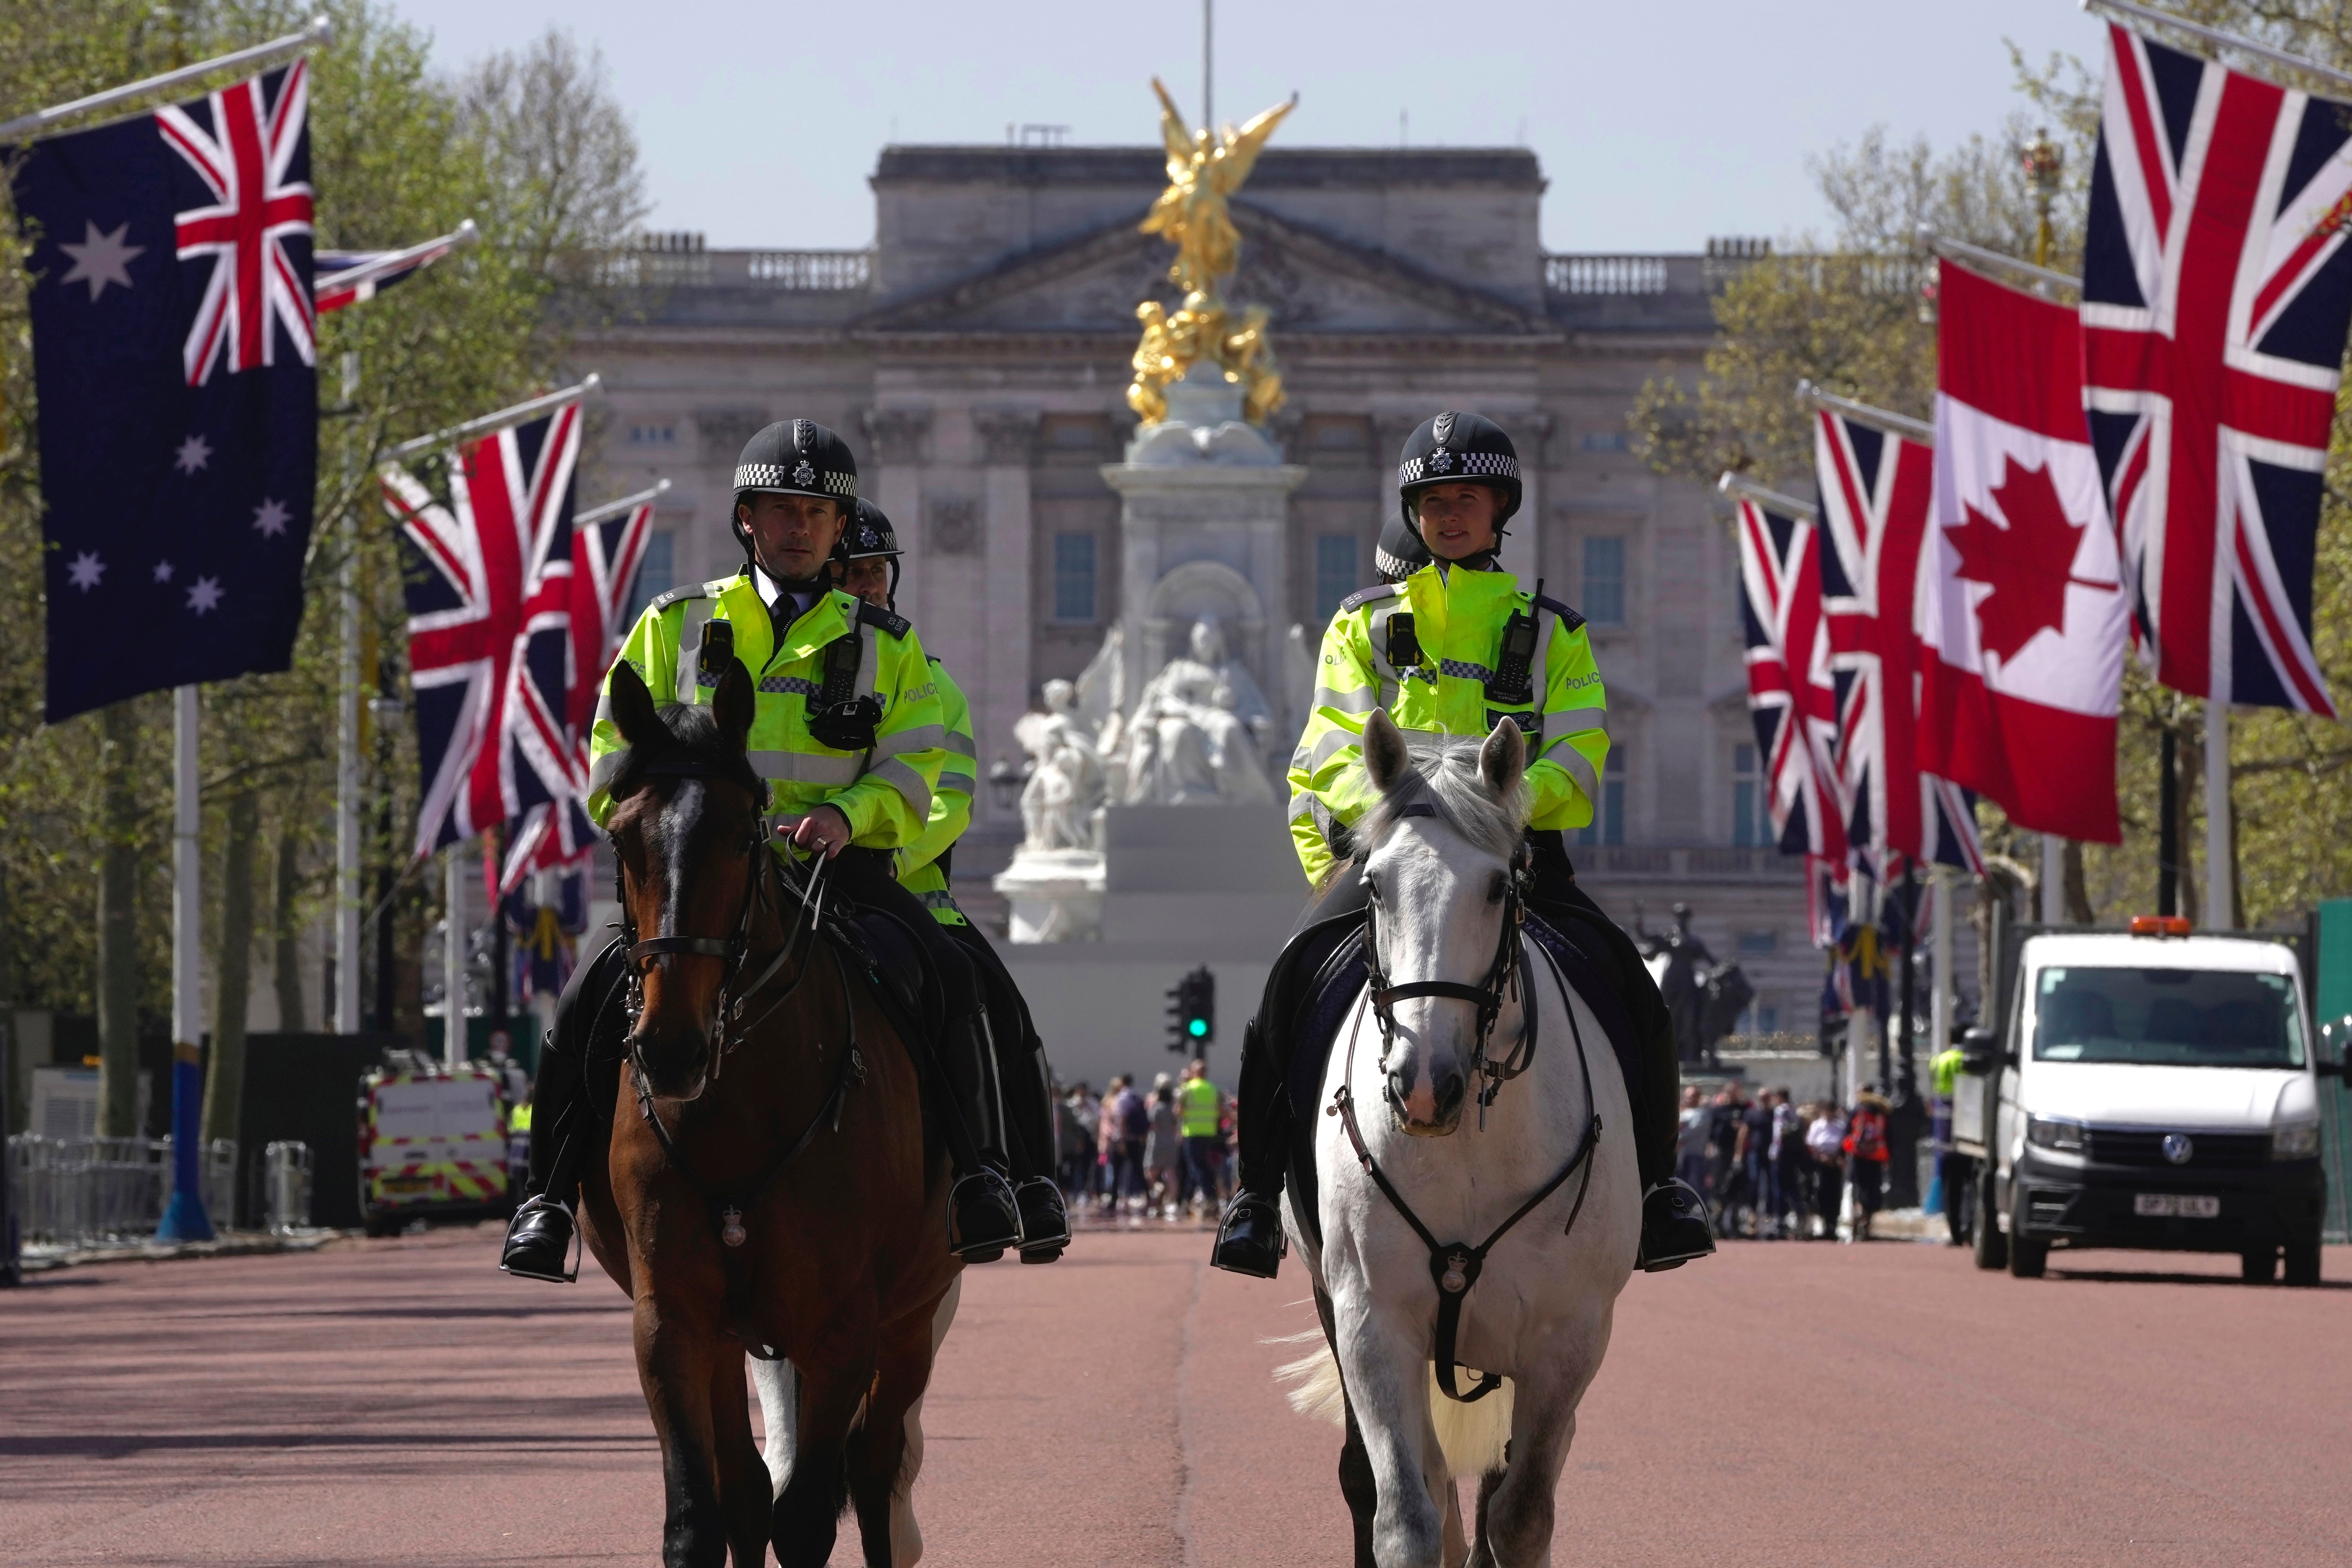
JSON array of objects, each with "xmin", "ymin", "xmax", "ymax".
[
  {"xmin": 973, "ymin": 408, "xmax": 1040, "ymax": 832},
  {"xmin": 863, "ymin": 405, "xmax": 932, "ymax": 618}
]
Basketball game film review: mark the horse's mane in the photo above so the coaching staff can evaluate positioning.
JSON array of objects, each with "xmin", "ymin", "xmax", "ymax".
[{"xmin": 1356, "ymin": 731, "xmax": 1529, "ymax": 860}]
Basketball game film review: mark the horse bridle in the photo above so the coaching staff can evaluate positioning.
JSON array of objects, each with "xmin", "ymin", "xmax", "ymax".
[{"xmin": 1359, "ymin": 801, "xmax": 1539, "ymax": 1128}]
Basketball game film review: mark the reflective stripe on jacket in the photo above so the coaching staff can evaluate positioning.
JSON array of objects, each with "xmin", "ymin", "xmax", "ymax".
[
  {"xmin": 1285, "ymin": 560, "xmax": 1609, "ymax": 886},
  {"xmin": 586, "ymin": 573, "xmax": 946, "ymax": 850},
  {"xmin": 898, "ymin": 656, "xmax": 975, "ymax": 926}
]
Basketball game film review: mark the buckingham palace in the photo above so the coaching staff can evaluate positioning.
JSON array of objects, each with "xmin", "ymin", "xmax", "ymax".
[{"xmin": 567, "ymin": 143, "xmax": 1822, "ymax": 1040}]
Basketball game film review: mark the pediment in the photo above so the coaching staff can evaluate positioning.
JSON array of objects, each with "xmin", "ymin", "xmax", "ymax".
[{"xmin": 857, "ymin": 203, "xmax": 1549, "ymax": 338}]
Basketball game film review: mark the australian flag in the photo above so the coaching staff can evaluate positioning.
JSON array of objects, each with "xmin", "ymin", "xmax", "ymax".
[{"xmin": 11, "ymin": 62, "xmax": 317, "ymax": 723}]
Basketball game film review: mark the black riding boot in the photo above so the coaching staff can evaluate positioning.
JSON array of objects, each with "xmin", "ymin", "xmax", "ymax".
[
  {"xmin": 1525, "ymin": 833, "xmax": 1714, "ymax": 1272},
  {"xmin": 940, "ymin": 1008, "xmax": 1024, "ymax": 1263},
  {"xmin": 947, "ymin": 919, "xmax": 1067, "ymax": 1263},
  {"xmin": 500, "ymin": 936, "xmax": 627, "ymax": 1283}
]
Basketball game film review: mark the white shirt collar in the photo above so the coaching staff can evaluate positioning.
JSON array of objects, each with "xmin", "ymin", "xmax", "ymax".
[{"xmin": 754, "ymin": 566, "xmax": 825, "ymax": 622}]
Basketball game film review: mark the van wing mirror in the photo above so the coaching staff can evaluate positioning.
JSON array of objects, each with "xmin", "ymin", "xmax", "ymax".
[{"xmin": 1958, "ymin": 1025, "xmax": 2002, "ymax": 1075}]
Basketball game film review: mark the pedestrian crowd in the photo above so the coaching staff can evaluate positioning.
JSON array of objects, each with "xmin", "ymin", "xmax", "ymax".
[
  {"xmin": 1674, "ymin": 1080, "xmax": 1896, "ymax": 1242},
  {"xmin": 1054, "ymin": 1057, "xmax": 1235, "ymax": 1220}
]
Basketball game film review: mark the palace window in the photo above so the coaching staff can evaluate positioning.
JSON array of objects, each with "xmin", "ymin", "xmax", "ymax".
[
  {"xmin": 626, "ymin": 531, "xmax": 674, "ymax": 620},
  {"xmin": 1052, "ymin": 532, "xmax": 1098, "ymax": 623},
  {"xmin": 627, "ymin": 422, "xmax": 677, "ymax": 446},
  {"xmin": 1575, "ymin": 747, "xmax": 1626, "ymax": 848},
  {"xmin": 1582, "ymin": 536, "xmax": 1625, "ymax": 626},
  {"xmin": 1314, "ymin": 534, "xmax": 1358, "ymax": 621},
  {"xmin": 1732, "ymin": 741, "xmax": 1772, "ymax": 847},
  {"xmin": 1580, "ymin": 429, "xmax": 1629, "ymax": 453}
]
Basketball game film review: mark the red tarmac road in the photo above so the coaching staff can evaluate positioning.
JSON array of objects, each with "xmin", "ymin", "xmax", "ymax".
[{"xmin": 4, "ymin": 1226, "xmax": 2351, "ymax": 1567}]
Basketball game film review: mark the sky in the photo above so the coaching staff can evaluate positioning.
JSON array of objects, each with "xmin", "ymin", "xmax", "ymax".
[{"xmin": 383, "ymin": 0, "xmax": 2111, "ymax": 253}]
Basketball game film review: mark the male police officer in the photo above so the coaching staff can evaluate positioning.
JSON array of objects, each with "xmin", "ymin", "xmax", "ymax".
[
  {"xmin": 835, "ymin": 501, "xmax": 1071, "ymax": 1262},
  {"xmin": 1210, "ymin": 411, "xmax": 1715, "ymax": 1279},
  {"xmin": 500, "ymin": 421, "xmax": 1025, "ymax": 1281}
]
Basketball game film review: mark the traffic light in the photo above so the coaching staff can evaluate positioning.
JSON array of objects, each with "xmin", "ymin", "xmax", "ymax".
[{"xmin": 1166, "ymin": 965, "xmax": 1214, "ymax": 1051}]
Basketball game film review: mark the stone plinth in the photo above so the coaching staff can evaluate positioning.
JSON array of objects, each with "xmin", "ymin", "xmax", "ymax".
[
  {"xmin": 991, "ymin": 848, "xmax": 1105, "ymax": 944},
  {"xmin": 1099, "ymin": 371, "xmax": 1309, "ymax": 740}
]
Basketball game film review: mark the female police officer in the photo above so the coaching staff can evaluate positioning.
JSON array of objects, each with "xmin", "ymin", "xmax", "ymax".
[{"xmin": 1210, "ymin": 411, "xmax": 1715, "ymax": 1279}]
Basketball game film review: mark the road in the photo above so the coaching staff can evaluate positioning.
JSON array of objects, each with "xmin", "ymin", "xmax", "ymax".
[{"xmin": 4, "ymin": 1225, "xmax": 2351, "ymax": 1567}]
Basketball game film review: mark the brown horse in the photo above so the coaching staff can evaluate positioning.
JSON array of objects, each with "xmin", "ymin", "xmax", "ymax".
[{"xmin": 574, "ymin": 656, "xmax": 960, "ymax": 1568}]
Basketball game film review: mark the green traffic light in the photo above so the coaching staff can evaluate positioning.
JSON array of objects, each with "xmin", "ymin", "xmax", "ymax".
[{"xmin": 1188, "ymin": 1019, "xmax": 1208, "ymax": 1037}]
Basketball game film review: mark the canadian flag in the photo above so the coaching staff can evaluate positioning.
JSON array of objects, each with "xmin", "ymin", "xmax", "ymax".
[{"xmin": 1920, "ymin": 263, "xmax": 2129, "ymax": 844}]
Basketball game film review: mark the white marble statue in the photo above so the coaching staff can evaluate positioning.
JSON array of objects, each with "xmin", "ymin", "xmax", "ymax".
[
  {"xmin": 1117, "ymin": 618, "xmax": 1276, "ymax": 806},
  {"xmin": 1011, "ymin": 679, "xmax": 1106, "ymax": 851}
]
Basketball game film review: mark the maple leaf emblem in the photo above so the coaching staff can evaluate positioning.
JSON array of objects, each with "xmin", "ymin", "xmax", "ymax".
[{"xmin": 1945, "ymin": 458, "xmax": 2113, "ymax": 664}]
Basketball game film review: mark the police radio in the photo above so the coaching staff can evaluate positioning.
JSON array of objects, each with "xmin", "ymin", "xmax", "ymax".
[
  {"xmin": 807, "ymin": 628, "xmax": 882, "ymax": 751},
  {"xmin": 1485, "ymin": 579, "xmax": 1543, "ymax": 707},
  {"xmin": 697, "ymin": 619, "xmax": 736, "ymax": 687},
  {"xmin": 1386, "ymin": 613, "xmax": 1423, "ymax": 677}
]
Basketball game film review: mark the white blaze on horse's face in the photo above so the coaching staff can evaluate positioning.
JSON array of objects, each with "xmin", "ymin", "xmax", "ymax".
[{"xmin": 1364, "ymin": 818, "xmax": 1511, "ymax": 1137}]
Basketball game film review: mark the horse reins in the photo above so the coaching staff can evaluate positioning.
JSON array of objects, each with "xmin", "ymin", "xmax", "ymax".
[{"xmin": 1333, "ymin": 810, "xmax": 1604, "ymax": 1404}]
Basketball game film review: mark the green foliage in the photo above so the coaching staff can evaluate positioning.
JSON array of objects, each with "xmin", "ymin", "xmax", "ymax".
[
  {"xmin": 0, "ymin": 3, "xmax": 644, "ymax": 1022},
  {"xmin": 1631, "ymin": 17, "xmax": 2352, "ymax": 930}
]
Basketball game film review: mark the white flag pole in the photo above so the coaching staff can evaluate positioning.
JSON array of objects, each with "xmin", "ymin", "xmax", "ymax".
[
  {"xmin": 1796, "ymin": 380, "xmax": 1935, "ymax": 444},
  {"xmin": 444, "ymin": 846, "xmax": 468, "ymax": 1068},
  {"xmin": 1715, "ymin": 470, "xmax": 1819, "ymax": 522},
  {"xmin": 2082, "ymin": 0, "xmax": 2352, "ymax": 98},
  {"xmin": 157, "ymin": 686, "xmax": 212, "ymax": 1239},
  {"xmin": 0, "ymin": 16, "xmax": 332, "ymax": 140},
  {"xmin": 322, "ymin": 219, "xmax": 477, "ymax": 299},
  {"xmin": 383, "ymin": 375, "xmax": 601, "ymax": 465},
  {"xmin": 336, "ymin": 353, "xmax": 363, "ymax": 1035},
  {"xmin": 576, "ymin": 477, "xmax": 671, "ymax": 527},
  {"xmin": 2041, "ymin": 833, "xmax": 2067, "ymax": 924},
  {"xmin": 2205, "ymin": 700, "xmax": 2235, "ymax": 929}
]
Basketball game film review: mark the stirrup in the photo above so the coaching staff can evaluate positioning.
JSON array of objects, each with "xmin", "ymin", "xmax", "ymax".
[
  {"xmin": 500, "ymin": 1195, "xmax": 581, "ymax": 1284},
  {"xmin": 1210, "ymin": 1193, "xmax": 1286, "ymax": 1280},
  {"xmin": 1636, "ymin": 1178, "xmax": 1716, "ymax": 1273},
  {"xmin": 949, "ymin": 1169, "xmax": 1023, "ymax": 1262},
  {"xmin": 1013, "ymin": 1177, "xmax": 1070, "ymax": 1263}
]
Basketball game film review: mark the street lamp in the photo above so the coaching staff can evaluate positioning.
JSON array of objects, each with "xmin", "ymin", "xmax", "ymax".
[
  {"xmin": 987, "ymin": 754, "xmax": 1029, "ymax": 815},
  {"xmin": 2021, "ymin": 126, "xmax": 2064, "ymax": 270}
]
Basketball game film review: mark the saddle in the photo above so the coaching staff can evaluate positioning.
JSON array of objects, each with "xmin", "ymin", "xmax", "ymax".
[{"xmin": 1275, "ymin": 907, "xmax": 1642, "ymax": 1253}]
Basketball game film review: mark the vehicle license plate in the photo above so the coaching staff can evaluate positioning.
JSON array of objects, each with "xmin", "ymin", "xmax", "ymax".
[
  {"xmin": 380, "ymin": 1175, "xmax": 431, "ymax": 1195},
  {"xmin": 2135, "ymin": 1193, "xmax": 2219, "ymax": 1218}
]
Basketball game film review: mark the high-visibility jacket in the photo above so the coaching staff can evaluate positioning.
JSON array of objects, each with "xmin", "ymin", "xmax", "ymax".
[
  {"xmin": 1930, "ymin": 1047, "xmax": 1965, "ymax": 1099},
  {"xmin": 898, "ymin": 656, "xmax": 976, "ymax": 927},
  {"xmin": 1179, "ymin": 1075, "xmax": 1220, "ymax": 1137},
  {"xmin": 1286, "ymin": 560, "xmax": 1609, "ymax": 886},
  {"xmin": 587, "ymin": 572, "xmax": 946, "ymax": 851}
]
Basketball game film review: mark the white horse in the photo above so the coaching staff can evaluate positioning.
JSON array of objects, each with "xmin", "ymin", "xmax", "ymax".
[
  {"xmin": 752, "ymin": 1278, "xmax": 962, "ymax": 1568},
  {"xmin": 1279, "ymin": 711, "xmax": 1639, "ymax": 1568}
]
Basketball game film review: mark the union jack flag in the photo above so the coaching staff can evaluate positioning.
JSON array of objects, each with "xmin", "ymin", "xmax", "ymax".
[
  {"xmin": 1813, "ymin": 408, "xmax": 1985, "ymax": 877},
  {"xmin": 157, "ymin": 59, "xmax": 314, "ymax": 385},
  {"xmin": 1734, "ymin": 488, "xmax": 1845, "ymax": 862},
  {"xmin": 388, "ymin": 405, "xmax": 583, "ymax": 857},
  {"xmin": 495, "ymin": 494, "xmax": 657, "ymax": 892},
  {"xmin": 2082, "ymin": 21, "xmax": 2352, "ymax": 716}
]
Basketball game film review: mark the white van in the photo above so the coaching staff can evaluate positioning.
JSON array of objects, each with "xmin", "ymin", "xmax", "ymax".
[{"xmin": 1949, "ymin": 919, "xmax": 2333, "ymax": 1285}]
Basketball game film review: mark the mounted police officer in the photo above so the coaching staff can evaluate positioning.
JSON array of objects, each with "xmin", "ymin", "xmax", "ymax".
[
  {"xmin": 835, "ymin": 500, "xmax": 1070, "ymax": 1262},
  {"xmin": 1210, "ymin": 411, "xmax": 1715, "ymax": 1279},
  {"xmin": 501, "ymin": 420, "xmax": 1026, "ymax": 1281}
]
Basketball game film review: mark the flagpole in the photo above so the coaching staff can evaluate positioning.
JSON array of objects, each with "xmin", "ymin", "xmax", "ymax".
[
  {"xmin": 444, "ymin": 845, "xmax": 467, "ymax": 1069},
  {"xmin": 336, "ymin": 352, "xmax": 362, "ymax": 1036},
  {"xmin": 1715, "ymin": 471, "xmax": 1818, "ymax": 522},
  {"xmin": 157, "ymin": 686, "xmax": 213, "ymax": 1241},
  {"xmin": 383, "ymin": 375, "xmax": 602, "ymax": 464},
  {"xmin": 1917, "ymin": 226, "xmax": 2080, "ymax": 294},
  {"xmin": 1796, "ymin": 380, "xmax": 1934, "ymax": 445},
  {"xmin": 2082, "ymin": 0, "xmax": 2352, "ymax": 98},
  {"xmin": 576, "ymin": 477, "xmax": 671, "ymax": 527},
  {"xmin": 2040, "ymin": 833, "xmax": 2065, "ymax": 923},
  {"xmin": 321, "ymin": 218, "xmax": 477, "ymax": 299},
  {"xmin": 0, "ymin": 16, "xmax": 332, "ymax": 141},
  {"xmin": 2205, "ymin": 699, "xmax": 2235, "ymax": 928}
]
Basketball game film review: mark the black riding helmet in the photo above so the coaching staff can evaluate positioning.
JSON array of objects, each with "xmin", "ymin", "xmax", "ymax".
[
  {"xmin": 838, "ymin": 497, "xmax": 903, "ymax": 607},
  {"xmin": 730, "ymin": 419, "xmax": 859, "ymax": 571},
  {"xmin": 1374, "ymin": 514, "xmax": 1432, "ymax": 583},
  {"xmin": 1395, "ymin": 411, "xmax": 1523, "ymax": 556}
]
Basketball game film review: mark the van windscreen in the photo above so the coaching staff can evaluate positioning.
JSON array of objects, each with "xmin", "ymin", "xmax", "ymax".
[{"xmin": 2033, "ymin": 967, "xmax": 2305, "ymax": 1068}]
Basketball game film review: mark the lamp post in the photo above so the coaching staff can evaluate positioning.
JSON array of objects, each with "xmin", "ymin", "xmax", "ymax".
[
  {"xmin": 2022, "ymin": 126, "xmax": 2064, "ymax": 271},
  {"xmin": 987, "ymin": 755, "xmax": 1030, "ymax": 818}
]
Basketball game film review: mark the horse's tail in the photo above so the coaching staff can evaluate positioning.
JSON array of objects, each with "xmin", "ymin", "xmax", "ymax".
[{"xmin": 1268, "ymin": 1332, "xmax": 1515, "ymax": 1478}]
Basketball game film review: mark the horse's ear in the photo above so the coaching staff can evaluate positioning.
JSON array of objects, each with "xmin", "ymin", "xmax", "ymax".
[
  {"xmin": 1363, "ymin": 708, "xmax": 1410, "ymax": 793},
  {"xmin": 1480, "ymin": 716, "xmax": 1526, "ymax": 800},
  {"xmin": 711, "ymin": 658, "xmax": 754, "ymax": 752},
  {"xmin": 607, "ymin": 658, "xmax": 671, "ymax": 753}
]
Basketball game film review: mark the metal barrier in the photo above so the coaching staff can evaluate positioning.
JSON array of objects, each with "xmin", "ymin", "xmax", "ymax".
[
  {"xmin": 6, "ymin": 1135, "xmax": 239, "ymax": 1249},
  {"xmin": 261, "ymin": 1140, "xmax": 313, "ymax": 1232}
]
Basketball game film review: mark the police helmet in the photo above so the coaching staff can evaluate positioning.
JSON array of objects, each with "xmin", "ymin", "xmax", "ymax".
[
  {"xmin": 838, "ymin": 498, "xmax": 903, "ymax": 605},
  {"xmin": 1374, "ymin": 514, "xmax": 1431, "ymax": 583},
  {"xmin": 1395, "ymin": 411, "xmax": 1523, "ymax": 544},
  {"xmin": 730, "ymin": 419, "xmax": 858, "ymax": 560}
]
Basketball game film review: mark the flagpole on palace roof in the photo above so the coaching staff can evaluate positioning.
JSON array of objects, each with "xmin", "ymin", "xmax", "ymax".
[
  {"xmin": 383, "ymin": 375, "xmax": 603, "ymax": 464},
  {"xmin": 0, "ymin": 16, "xmax": 332, "ymax": 141},
  {"xmin": 576, "ymin": 477, "xmax": 671, "ymax": 527},
  {"xmin": 2083, "ymin": 0, "xmax": 2352, "ymax": 99}
]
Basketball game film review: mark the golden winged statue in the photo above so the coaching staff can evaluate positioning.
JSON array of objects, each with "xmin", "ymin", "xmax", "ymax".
[{"xmin": 1128, "ymin": 79, "xmax": 1296, "ymax": 427}]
